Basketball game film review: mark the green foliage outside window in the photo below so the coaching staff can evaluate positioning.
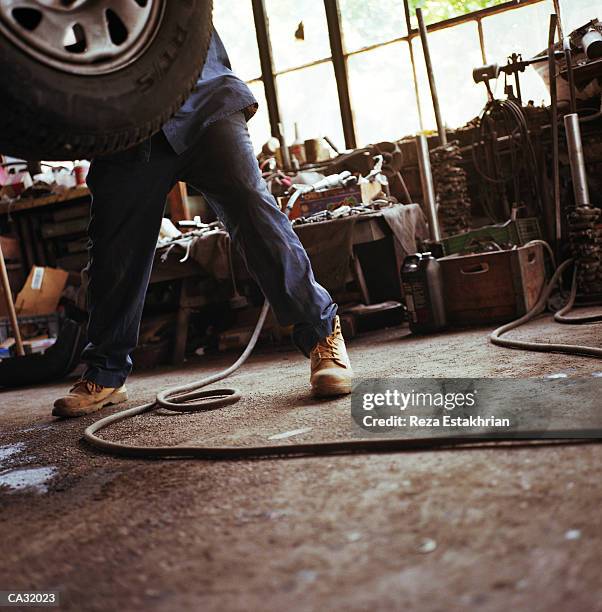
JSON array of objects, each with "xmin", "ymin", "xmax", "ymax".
[
  {"xmin": 339, "ymin": 0, "xmax": 510, "ymax": 53},
  {"xmin": 340, "ymin": 0, "xmax": 509, "ymax": 33},
  {"xmin": 408, "ymin": 0, "xmax": 509, "ymax": 25}
]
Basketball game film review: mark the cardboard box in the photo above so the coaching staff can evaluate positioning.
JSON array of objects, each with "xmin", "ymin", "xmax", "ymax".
[
  {"xmin": 281, "ymin": 182, "xmax": 382, "ymax": 220},
  {"xmin": 15, "ymin": 266, "xmax": 68, "ymax": 316}
]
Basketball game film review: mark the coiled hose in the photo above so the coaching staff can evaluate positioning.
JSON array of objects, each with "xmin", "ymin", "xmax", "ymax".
[
  {"xmin": 491, "ymin": 241, "xmax": 602, "ymax": 356},
  {"xmin": 84, "ymin": 242, "xmax": 602, "ymax": 459}
]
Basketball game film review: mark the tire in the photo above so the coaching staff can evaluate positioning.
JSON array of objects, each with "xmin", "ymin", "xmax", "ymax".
[{"xmin": 0, "ymin": 0, "xmax": 212, "ymax": 160}]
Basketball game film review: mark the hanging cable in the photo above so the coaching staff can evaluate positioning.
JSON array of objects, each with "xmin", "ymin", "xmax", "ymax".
[{"xmin": 471, "ymin": 98, "xmax": 543, "ymax": 222}]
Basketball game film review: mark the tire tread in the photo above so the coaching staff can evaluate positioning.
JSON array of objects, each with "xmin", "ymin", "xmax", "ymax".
[{"xmin": 0, "ymin": 0, "xmax": 213, "ymax": 160}]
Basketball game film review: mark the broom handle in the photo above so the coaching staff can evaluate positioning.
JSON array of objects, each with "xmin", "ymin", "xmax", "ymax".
[{"xmin": 0, "ymin": 242, "xmax": 24, "ymax": 356}]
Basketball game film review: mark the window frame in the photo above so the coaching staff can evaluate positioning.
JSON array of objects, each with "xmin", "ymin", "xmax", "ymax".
[{"xmin": 249, "ymin": 0, "xmax": 556, "ymax": 147}]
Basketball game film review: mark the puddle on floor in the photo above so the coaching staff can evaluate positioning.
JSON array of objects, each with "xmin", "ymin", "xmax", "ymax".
[
  {"xmin": 0, "ymin": 467, "xmax": 57, "ymax": 494},
  {"xmin": 0, "ymin": 443, "xmax": 26, "ymax": 464},
  {"xmin": 0, "ymin": 443, "xmax": 57, "ymax": 494}
]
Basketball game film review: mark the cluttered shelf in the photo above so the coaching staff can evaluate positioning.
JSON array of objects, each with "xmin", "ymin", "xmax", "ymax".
[{"xmin": 0, "ymin": 185, "xmax": 90, "ymax": 216}]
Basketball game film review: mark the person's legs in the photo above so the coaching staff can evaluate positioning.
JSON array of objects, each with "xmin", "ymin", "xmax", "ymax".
[
  {"xmin": 81, "ymin": 134, "xmax": 178, "ymax": 387},
  {"xmin": 55, "ymin": 112, "xmax": 350, "ymax": 416},
  {"xmin": 178, "ymin": 112, "xmax": 337, "ymax": 355}
]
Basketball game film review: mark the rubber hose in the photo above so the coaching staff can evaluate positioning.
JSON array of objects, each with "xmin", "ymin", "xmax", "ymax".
[
  {"xmin": 490, "ymin": 259, "xmax": 602, "ymax": 357},
  {"xmin": 553, "ymin": 266, "xmax": 602, "ymax": 325}
]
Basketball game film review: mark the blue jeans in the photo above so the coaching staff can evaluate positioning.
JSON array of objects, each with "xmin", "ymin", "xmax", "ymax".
[{"xmin": 82, "ymin": 112, "xmax": 337, "ymax": 387}]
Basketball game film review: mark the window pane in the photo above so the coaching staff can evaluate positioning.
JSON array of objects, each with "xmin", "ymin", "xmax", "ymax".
[
  {"xmin": 407, "ymin": 0, "xmax": 507, "ymax": 28},
  {"xmin": 348, "ymin": 42, "xmax": 420, "ymax": 145},
  {"xmin": 276, "ymin": 63, "xmax": 345, "ymax": 151},
  {"xmin": 265, "ymin": 0, "xmax": 331, "ymax": 72},
  {"xmin": 482, "ymin": 2, "xmax": 554, "ymax": 106},
  {"xmin": 411, "ymin": 21, "xmax": 488, "ymax": 129},
  {"xmin": 339, "ymin": 0, "xmax": 406, "ymax": 53},
  {"xmin": 246, "ymin": 81, "xmax": 272, "ymax": 153},
  {"xmin": 559, "ymin": 0, "xmax": 601, "ymax": 32},
  {"xmin": 213, "ymin": 1, "xmax": 262, "ymax": 81}
]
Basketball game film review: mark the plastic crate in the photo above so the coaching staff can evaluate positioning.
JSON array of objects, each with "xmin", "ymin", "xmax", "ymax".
[
  {"xmin": 512, "ymin": 217, "xmax": 542, "ymax": 245},
  {"xmin": 442, "ymin": 218, "xmax": 542, "ymax": 256},
  {"xmin": 0, "ymin": 313, "xmax": 61, "ymax": 344}
]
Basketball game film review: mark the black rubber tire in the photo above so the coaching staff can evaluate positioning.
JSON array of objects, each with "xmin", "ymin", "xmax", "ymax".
[{"xmin": 0, "ymin": 0, "xmax": 212, "ymax": 160}]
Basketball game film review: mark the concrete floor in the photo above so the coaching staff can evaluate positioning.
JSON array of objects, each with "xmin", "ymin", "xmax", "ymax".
[{"xmin": 1, "ymin": 317, "xmax": 602, "ymax": 612}]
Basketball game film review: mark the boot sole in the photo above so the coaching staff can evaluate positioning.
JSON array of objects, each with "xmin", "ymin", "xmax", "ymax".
[
  {"xmin": 311, "ymin": 380, "xmax": 352, "ymax": 398},
  {"xmin": 52, "ymin": 389, "xmax": 129, "ymax": 418}
]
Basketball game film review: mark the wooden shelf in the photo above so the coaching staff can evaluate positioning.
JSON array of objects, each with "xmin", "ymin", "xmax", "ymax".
[{"xmin": 0, "ymin": 186, "xmax": 90, "ymax": 216}]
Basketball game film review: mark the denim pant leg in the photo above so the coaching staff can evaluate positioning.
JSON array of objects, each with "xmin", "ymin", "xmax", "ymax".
[
  {"xmin": 81, "ymin": 135, "xmax": 178, "ymax": 387},
  {"xmin": 178, "ymin": 113, "xmax": 337, "ymax": 355}
]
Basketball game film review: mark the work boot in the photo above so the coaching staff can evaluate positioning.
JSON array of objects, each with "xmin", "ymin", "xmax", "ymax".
[
  {"xmin": 310, "ymin": 315, "xmax": 353, "ymax": 397},
  {"xmin": 52, "ymin": 380, "xmax": 128, "ymax": 418}
]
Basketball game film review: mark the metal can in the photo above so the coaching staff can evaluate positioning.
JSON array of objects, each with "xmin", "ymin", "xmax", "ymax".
[{"xmin": 401, "ymin": 252, "xmax": 447, "ymax": 334}]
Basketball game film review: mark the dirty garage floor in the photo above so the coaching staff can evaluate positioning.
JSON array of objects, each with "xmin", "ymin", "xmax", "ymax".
[{"xmin": 1, "ymin": 317, "xmax": 602, "ymax": 612}]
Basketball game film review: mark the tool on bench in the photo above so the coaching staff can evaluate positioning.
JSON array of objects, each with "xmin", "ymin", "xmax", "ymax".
[{"xmin": 284, "ymin": 171, "xmax": 356, "ymax": 216}]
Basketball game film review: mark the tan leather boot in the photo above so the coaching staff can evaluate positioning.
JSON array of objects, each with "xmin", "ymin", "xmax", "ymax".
[
  {"xmin": 310, "ymin": 315, "xmax": 353, "ymax": 397},
  {"xmin": 52, "ymin": 380, "xmax": 128, "ymax": 418}
]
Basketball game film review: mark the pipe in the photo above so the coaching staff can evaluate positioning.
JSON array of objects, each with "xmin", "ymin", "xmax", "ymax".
[
  {"xmin": 552, "ymin": 0, "xmax": 563, "ymax": 39},
  {"xmin": 403, "ymin": 0, "xmax": 425, "ymax": 130},
  {"xmin": 416, "ymin": 134, "xmax": 441, "ymax": 242},
  {"xmin": 564, "ymin": 113, "xmax": 591, "ymax": 207},
  {"xmin": 548, "ymin": 14, "xmax": 562, "ymax": 250},
  {"xmin": 563, "ymin": 39, "xmax": 577, "ymax": 114},
  {"xmin": 0, "ymin": 243, "xmax": 24, "ymax": 356},
  {"xmin": 416, "ymin": 8, "xmax": 447, "ymax": 146},
  {"xmin": 551, "ymin": 0, "xmax": 576, "ymax": 113}
]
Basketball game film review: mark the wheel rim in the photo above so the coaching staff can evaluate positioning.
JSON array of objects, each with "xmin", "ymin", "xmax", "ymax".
[{"xmin": 0, "ymin": 0, "xmax": 165, "ymax": 75}]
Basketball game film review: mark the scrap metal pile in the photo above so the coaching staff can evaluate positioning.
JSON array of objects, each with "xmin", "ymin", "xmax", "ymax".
[
  {"xmin": 290, "ymin": 199, "xmax": 396, "ymax": 226},
  {"xmin": 568, "ymin": 204, "xmax": 602, "ymax": 295},
  {"xmin": 431, "ymin": 141, "xmax": 471, "ymax": 236}
]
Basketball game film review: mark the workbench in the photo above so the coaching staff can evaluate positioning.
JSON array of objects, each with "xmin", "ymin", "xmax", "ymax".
[{"xmin": 293, "ymin": 204, "xmax": 427, "ymax": 304}]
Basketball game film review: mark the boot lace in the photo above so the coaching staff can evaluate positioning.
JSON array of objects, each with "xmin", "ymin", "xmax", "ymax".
[
  {"xmin": 313, "ymin": 320, "xmax": 343, "ymax": 362},
  {"xmin": 315, "ymin": 334, "xmax": 341, "ymax": 361}
]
